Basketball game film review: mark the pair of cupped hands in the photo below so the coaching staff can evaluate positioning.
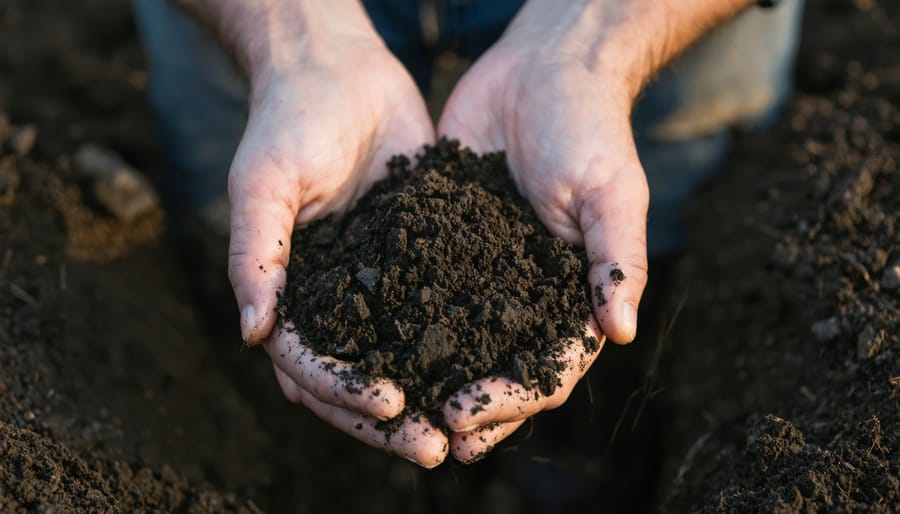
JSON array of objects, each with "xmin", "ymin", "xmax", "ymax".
[{"xmin": 228, "ymin": 22, "xmax": 649, "ymax": 468}]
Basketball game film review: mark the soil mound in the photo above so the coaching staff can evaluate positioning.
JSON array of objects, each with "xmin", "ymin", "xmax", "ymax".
[
  {"xmin": 0, "ymin": 421, "xmax": 259, "ymax": 513},
  {"xmin": 660, "ymin": 42, "xmax": 900, "ymax": 514},
  {"xmin": 279, "ymin": 139, "xmax": 595, "ymax": 425}
]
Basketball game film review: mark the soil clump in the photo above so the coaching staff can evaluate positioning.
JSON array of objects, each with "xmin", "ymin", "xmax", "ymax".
[
  {"xmin": 0, "ymin": 421, "xmax": 259, "ymax": 513},
  {"xmin": 278, "ymin": 139, "xmax": 594, "ymax": 428}
]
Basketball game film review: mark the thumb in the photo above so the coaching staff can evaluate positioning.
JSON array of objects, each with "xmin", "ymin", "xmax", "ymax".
[
  {"xmin": 227, "ymin": 169, "xmax": 297, "ymax": 345},
  {"xmin": 436, "ymin": 82, "xmax": 499, "ymax": 154},
  {"xmin": 578, "ymin": 161, "xmax": 649, "ymax": 344}
]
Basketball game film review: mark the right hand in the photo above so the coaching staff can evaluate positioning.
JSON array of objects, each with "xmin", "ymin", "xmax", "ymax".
[{"xmin": 226, "ymin": 25, "xmax": 445, "ymax": 467}]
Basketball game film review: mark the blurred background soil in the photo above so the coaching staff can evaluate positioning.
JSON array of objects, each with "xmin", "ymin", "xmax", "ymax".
[{"xmin": 0, "ymin": 0, "xmax": 897, "ymax": 513}]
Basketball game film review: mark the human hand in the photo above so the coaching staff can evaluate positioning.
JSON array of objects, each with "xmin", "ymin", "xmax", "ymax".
[
  {"xmin": 441, "ymin": 321, "xmax": 604, "ymax": 462},
  {"xmin": 436, "ymin": 1, "xmax": 651, "ymax": 460},
  {"xmin": 265, "ymin": 325, "xmax": 448, "ymax": 468},
  {"xmin": 224, "ymin": 14, "xmax": 445, "ymax": 466}
]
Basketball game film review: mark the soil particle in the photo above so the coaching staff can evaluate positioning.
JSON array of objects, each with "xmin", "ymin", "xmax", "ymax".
[
  {"xmin": 278, "ymin": 139, "xmax": 591, "ymax": 429},
  {"xmin": 880, "ymin": 261, "xmax": 900, "ymax": 289},
  {"xmin": 810, "ymin": 317, "xmax": 842, "ymax": 342},
  {"xmin": 609, "ymin": 266, "xmax": 625, "ymax": 286},
  {"xmin": 594, "ymin": 284, "xmax": 607, "ymax": 307}
]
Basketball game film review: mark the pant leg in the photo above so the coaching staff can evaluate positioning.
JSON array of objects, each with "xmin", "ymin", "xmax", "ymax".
[
  {"xmin": 363, "ymin": 0, "xmax": 434, "ymax": 91},
  {"xmin": 131, "ymin": 0, "xmax": 248, "ymax": 231},
  {"xmin": 434, "ymin": 0, "xmax": 525, "ymax": 60}
]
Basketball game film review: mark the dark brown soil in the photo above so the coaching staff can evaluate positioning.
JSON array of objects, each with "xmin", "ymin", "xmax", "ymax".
[
  {"xmin": 279, "ymin": 140, "xmax": 594, "ymax": 427},
  {"xmin": 1, "ymin": 0, "xmax": 899, "ymax": 513},
  {"xmin": 0, "ymin": 421, "xmax": 259, "ymax": 513},
  {"xmin": 658, "ymin": 2, "xmax": 900, "ymax": 511}
]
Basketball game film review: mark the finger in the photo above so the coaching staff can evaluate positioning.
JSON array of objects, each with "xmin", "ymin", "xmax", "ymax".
[
  {"xmin": 450, "ymin": 420, "xmax": 527, "ymax": 464},
  {"xmin": 266, "ymin": 323, "xmax": 404, "ymax": 420},
  {"xmin": 578, "ymin": 161, "xmax": 649, "ymax": 344},
  {"xmin": 443, "ymin": 321, "xmax": 604, "ymax": 431},
  {"xmin": 227, "ymin": 144, "xmax": 296, "ymax": 346},
  {"xmin": 295, "ymin": 388, "xmax": 448, "ymax": 469},
  {"xmin": 272, "ymin": 362, "xmax": 305, "ymax": 404}
]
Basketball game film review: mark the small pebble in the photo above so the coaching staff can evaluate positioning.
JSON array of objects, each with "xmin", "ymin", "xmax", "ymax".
[
  {"xmin": 856, "ymin": 324, "xmax": 884, "ymax": 360},
  {"xmin": 74, "ymin": 143, "xmax": 159, "ymax": 222},
  {"xmin": 880, "ymin": 261, "xmax": 900, "ymax": 290},
  {"xmin": 811, "ymin": 317, "xmax": 841, "ymax": 342},
  {"xmin": 355, "ymin": 267, "xmax": 382, "ymax": 292},
  {"xmin": 9, "ymin": 125, "xmax": 37, "ymax": 158}
]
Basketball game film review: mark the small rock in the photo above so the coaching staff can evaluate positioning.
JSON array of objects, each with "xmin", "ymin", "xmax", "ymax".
[
  {"xmin": 495, "ymin": 299, "xmax": 524, "ymax": 328},
  {"xmin": 811, "ymin": 317, "xmax": 841, "ymax": 342},
  {"xmin": 771, "ymin": 240, "xmax": 800, "ymax": 268},
  {"xmin": 880, "ymin": 261, "xmax": 900, "ymax": 290},
  {"xmin": 355, "ymin": 267, "xmax": 381, "ymax": 292},
  {"xmin": 857, "ymin": 324, "xmax": 885, "ymax": 360},
  {"xmin": 870, "ymin": 248, "xmax": 889, "ymax": 272},
  {"xmin": 74, "ymin": 144, "xmax": 159, "ymax": 222},
  {"xmin": 340, "ymin": 293, "xmax": 370, "ymax": 322},
  {"xmin": 9, "ymin": 125, "xmax": 37, "ymax": 158},
  {"xmin": 415, "ymin": 286, "xmax": 432, "ymax": 304}
]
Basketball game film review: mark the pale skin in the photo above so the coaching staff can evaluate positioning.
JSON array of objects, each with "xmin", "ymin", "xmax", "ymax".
[{"xmin": 173, "ymin": 0, "xmax": 759, "ymax": 467}]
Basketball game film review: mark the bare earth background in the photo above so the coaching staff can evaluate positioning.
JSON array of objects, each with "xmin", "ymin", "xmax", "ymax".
[{"xmin": 0, "ymin": 1, "xmax": 897, "ymax": 513}]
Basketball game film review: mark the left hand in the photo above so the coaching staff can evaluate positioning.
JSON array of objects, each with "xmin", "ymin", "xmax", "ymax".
[{"xmin": 437, "ymin": 7, "xmax": 650, "ymax": 461}]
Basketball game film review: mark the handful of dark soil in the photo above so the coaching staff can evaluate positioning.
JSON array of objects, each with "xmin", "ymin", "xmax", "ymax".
[{"xmin": 278, "ymin": 139, "xmax": 593, "ymax": 428}]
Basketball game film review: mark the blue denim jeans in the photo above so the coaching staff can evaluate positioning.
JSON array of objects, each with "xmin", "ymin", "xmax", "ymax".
[{"xmin": 132, "ymin": 0, "xmax": 804, "ymax": 256}]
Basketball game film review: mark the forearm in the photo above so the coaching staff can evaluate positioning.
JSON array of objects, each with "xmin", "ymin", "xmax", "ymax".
[
  {"xmin": 507, "ymin": 0, "xmax": 757, "ymax": 104},
  {"xmin": 170, "ymin": 0, "xmax": 377, "ymax": 83}
]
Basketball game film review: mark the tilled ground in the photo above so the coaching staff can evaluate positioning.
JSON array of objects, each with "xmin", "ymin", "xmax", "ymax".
[
  {"xmin": 0, "ymin": 1, "xmax": 898, "ymax": 513},
  {"xmin": 658, "ymin": 2, "xmax": 900, "ymax": 511}
]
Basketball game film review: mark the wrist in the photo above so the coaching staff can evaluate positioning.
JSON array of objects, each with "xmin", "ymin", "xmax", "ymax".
[
  {"xmin": 175, "ymin": 0, "xmax": 383, "ymax": 92},
  {"xmin": 243, "ymin": 0, "xmax": 382, "ymax": 89},
  {"xmin": 504, "ymin": 0, "xmax": 758, "ymax": 106}
]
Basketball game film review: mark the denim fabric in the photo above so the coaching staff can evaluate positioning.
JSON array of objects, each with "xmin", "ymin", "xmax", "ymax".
[{"xmin": 131, "ymin": 0, "xmax": 803, "ymax": 255}]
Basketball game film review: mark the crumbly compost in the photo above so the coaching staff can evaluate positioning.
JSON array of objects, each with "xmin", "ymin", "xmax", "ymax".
[{"xmin": 278, "ymin": 139, "xmax": 595, "ymax": 427}]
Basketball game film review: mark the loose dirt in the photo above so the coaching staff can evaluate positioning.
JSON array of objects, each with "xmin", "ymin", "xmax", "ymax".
[
  {"xmin": 279, "ymin": 140, "xmax": 595, "ymax": 428},
  {"xmin": 658, "ymin": 2, "xmax": 900, "ymax": 510},
  {"xmin": 0, "ymin": 421, "xmax": 259, "ymax": 513},
  {"xmin": 1, "ymin": 1, "xmax": 898, "ymax": 513}
]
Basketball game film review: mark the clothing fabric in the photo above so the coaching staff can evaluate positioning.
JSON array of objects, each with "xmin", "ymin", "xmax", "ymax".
[{"xmin": 131, "ymin": 0, "xmax": 804, "ymax": 256}]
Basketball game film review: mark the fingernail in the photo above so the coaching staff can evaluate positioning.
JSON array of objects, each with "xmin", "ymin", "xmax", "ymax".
[
  {"xmin": 240, "ymin": 304, "xmax": 257, "ymax": 343},
  {"xmin": 455, "ymin": 424, "xmax": 479, "ymax": 433},
  {"xmin": 622, "ymin": 302, "xmax": 638, "ymax": 342},
  {"xmin": 404, "ymin": 456, "xmax": 434, "ymax": 469}
]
